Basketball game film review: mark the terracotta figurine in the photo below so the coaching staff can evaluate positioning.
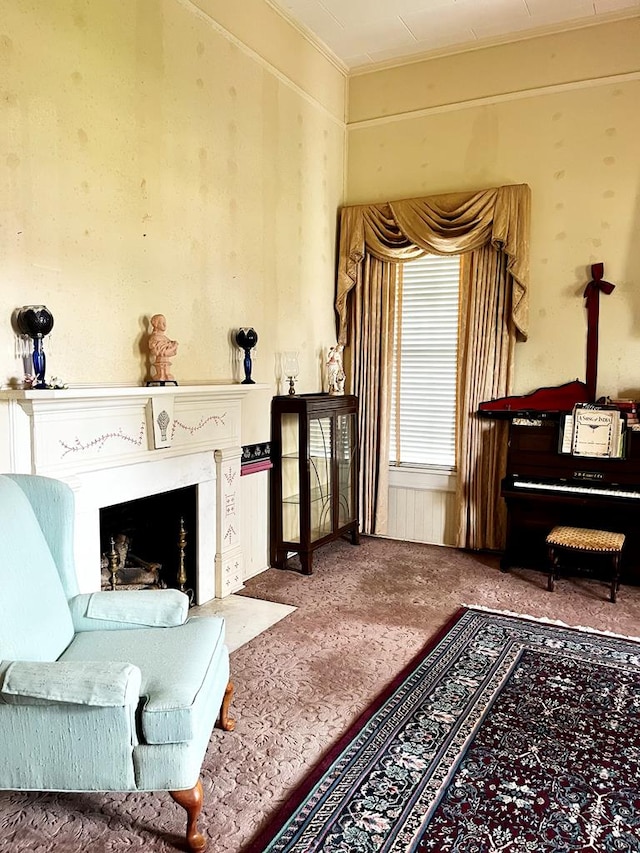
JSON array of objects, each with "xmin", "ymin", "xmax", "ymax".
[{"xmin": 148, "ymin": 314, "xmax": 178, "ymax": 384}]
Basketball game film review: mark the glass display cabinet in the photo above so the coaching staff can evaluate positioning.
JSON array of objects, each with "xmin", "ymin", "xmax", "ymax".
[{"xmin": 270, "ymin": 393, "xmax": 359, "ymax": 574}]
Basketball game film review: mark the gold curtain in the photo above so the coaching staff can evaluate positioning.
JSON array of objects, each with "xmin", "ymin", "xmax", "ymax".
[
  {"xmin": 349, "ymin": 255, "xmax": 398, "ymax": 534},
  {"xmin": 336, "ymin": 184, "xmax": 530, "ymax": 546},
  {"xmin": 456, "ymin": 247, "xmax": 513, "ymax": 549}
]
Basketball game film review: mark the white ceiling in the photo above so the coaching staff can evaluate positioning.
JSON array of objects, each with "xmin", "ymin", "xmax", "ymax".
[{"xmin": 269, "ymin": 0, "xmax": 640, "ymax": 70}]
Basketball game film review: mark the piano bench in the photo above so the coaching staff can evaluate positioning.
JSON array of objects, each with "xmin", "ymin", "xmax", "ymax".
[{"xmin": 545, "ymin": 526, "xmax": 625, "ymax": 603}]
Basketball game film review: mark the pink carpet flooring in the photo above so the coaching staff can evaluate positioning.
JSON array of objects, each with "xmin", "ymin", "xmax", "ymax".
[{"xmin": 2, "ymin": 536, "xmax": 639, "ymax": 852}]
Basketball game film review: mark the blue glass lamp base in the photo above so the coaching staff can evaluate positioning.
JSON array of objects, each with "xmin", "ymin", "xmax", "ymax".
[{"xmin": 241, "ymin": 349, "xmax": 255, "ymax": 384}]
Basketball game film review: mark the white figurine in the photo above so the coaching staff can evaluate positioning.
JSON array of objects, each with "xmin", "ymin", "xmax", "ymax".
[{"xmin": 327, "ymin": 344, "xmax": 346, "ymax": 395}]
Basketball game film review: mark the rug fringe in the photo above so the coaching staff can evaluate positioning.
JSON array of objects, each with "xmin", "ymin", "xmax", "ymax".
[{"xmin": 463, "ymin": 604, "xmax": 640, "ymax": 643}]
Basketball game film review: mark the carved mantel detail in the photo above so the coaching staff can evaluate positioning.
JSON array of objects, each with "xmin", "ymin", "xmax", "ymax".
[{"xmin": 0, "ymin": 383, "xmax": 268, "ymax": 602}]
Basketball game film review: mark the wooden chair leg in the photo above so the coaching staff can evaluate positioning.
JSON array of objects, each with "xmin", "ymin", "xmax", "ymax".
[
  {"xmin": 218, "ymin": 680, "xmax": 236, "ymax": 732},
  {"xmin": 170, "ymin": 778, "xmax": 206, "ymax": 852}
]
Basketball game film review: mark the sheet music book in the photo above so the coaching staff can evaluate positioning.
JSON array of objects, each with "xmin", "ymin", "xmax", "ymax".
[{"xmin": 570, "ymin": 405, "xmax": 625, "ymax": 458}]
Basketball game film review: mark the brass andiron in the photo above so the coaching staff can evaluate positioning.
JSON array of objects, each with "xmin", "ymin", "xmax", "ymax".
[
  {"xmin": 177, "ymin": 517, "xmax": 194, "ymax": 605},
  {"xmin": 107, "ymin": 537, "xmax": 119, "ymax": 590}
]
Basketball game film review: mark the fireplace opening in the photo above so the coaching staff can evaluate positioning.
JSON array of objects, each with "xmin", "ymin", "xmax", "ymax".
[{"xmin": 99, "ymin": 486, "xmax": 197, "ymax": 596}]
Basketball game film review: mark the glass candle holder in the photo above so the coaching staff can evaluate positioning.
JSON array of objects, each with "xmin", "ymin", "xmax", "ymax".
[{"xmin": 283, "ymin": 351, "xmax": 299, "ymax": 395}]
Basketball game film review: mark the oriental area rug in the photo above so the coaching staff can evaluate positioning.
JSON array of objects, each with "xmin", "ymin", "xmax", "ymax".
[{"xmin": 248, "ymin": 607, "xmax": 640, "ymax": 853}]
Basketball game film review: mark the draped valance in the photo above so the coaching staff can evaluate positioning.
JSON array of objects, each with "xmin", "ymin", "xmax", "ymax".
[{"xmin": 336, "ymin": 183, "xmax": 531, "ymax": 343}]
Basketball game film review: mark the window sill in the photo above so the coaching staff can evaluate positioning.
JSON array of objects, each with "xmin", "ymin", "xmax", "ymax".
[{"xmin": 388, "ymin": 465, "xmax": 456, "ymax": 492}]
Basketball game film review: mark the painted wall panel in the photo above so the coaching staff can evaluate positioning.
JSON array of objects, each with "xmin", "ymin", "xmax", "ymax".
[{"xmin": 0, "ymin": 0, "xmax": 346, "ymax": 466}]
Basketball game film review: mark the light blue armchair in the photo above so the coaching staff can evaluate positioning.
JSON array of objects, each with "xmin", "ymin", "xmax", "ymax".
[{"xmin": 0, "ymin": 474, "xmax": 235, "ymax": 852}]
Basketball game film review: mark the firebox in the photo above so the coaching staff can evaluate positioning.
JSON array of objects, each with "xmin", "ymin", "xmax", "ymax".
[{"xmin": 99, "ymin": 486, "xmax": 197, "ymax": 595}]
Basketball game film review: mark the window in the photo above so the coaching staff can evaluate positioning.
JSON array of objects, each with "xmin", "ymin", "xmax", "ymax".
[{"xmin": 390, "ymin": 254, "xmax": 461, "ymax": 469}]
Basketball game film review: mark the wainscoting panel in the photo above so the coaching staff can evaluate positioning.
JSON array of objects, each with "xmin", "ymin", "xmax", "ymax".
[
  {"xmin": 386, "ymin": 468, "xmax": 457, "ymax": 546},
  {"xmin": 240, "ymin": 466, "xmax": 270, "ymax": 580}
]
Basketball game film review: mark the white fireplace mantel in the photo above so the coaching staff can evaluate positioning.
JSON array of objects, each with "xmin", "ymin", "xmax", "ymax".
[{"xmin": 0, "ymin": 383, "xmax": 269, "ymax": 602}]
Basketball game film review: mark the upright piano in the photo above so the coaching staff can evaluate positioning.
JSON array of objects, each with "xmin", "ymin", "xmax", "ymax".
[{"xmin": 501, "ymin": 415, "xmax": 640, "ymax": 581}]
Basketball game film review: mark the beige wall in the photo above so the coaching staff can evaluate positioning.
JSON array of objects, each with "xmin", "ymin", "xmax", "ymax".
[
  {"xmin": 1, "ymin": 0, "xmax": 346, "ymax": 446},
  {"xmin": 347, "ymin": 20, "xmax": 640, "ymax": 399},
  {"xmin": 4, "ymin": 5, "xmax": 639, "ymax": 454}
]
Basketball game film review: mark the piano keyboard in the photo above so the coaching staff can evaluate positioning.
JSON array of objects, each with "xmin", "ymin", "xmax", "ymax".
[{"xmin": 512, "ymin": 479, "xmax": 640, "ymax": 500}]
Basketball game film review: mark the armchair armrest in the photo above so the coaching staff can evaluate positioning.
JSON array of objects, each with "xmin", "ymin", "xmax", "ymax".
[
  {"xmin": 1, "ymin": 660, "xmax": 141, "ymax": 707},
  {"xmin": 69, "ymin": 589, "xmax": 189, "ymax": 632}
]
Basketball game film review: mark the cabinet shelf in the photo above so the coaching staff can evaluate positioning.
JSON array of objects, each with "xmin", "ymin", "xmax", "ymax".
[
  {"xmin": 270, "ymin": 393, "xmax": 360, "ymax": 574},
  {"xmin": 282, "ymin": 485, "xmax": 330, "ymax": 506}
]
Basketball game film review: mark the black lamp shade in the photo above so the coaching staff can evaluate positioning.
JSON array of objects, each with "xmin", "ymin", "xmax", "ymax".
[
  {"xmin": 236, "ymin": 327, "xmax": 258, "ymax": 350},
  {"xmin": 17, "ymin": 306, "xmax": 54, "ymax": 338}
]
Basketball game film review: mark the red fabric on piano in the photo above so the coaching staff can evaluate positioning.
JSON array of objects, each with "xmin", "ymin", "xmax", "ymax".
[{"xmin": 479, "ymin": 380, "xmax": 589, "ymax": 415}]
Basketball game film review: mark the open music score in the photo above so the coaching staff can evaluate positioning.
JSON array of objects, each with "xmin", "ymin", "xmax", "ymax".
[{"xmin": 560, "ymin": 404, "xmax": 626, "ymax": 459}]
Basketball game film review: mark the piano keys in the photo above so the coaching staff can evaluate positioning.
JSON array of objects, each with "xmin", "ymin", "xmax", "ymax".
[
  {"xmin": 500, "ymin": 416, "xmax": 640, "ymax": 581},
  {"xmin": 510, "ymin": 479, "xmax": 640, "ymax": 500}
]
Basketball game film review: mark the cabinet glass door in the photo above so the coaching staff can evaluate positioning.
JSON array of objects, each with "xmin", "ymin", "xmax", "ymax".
[
  {"xmin": 281, "ymin": 412, "xmax": 300, "ymax": 544},
  {"xmin": 337, "ymin": 413, "xmax": 356, "ymax": 527},
  {"xmin": 309, "ymin": 416, "xmax": 333, "ymax": 542}
]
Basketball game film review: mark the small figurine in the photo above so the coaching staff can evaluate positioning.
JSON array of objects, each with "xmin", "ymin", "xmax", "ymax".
[
  {"xmin": 327, "ymin": 344, "xmax": 346, "ymax": 395},
  {"xmin": 148, "ymin": 314, "xmax": 178, "ymax": 385}
]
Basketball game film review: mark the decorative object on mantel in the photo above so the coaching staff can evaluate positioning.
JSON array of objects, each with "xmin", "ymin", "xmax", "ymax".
[
  {"xmin": 282, "ymin": 351, "xmax": 299, "ymax": 396},
  {"xmin": 326, "ymin": 343, "xmax": 346, "ymax": 395},
  {"xmin": 16, "ymin": 305, "xmax": 54, "ymax": 389},
  {"xmin": 235, "ymin": 327, "xmax": 258, "ymax": 384},
  {"xmin": 22, "ymin": 374, "xmax": 67, "ymax": 390},
  {"xmin": 147, "ymin": 314, "xmax": 179, "ymax": 386}
]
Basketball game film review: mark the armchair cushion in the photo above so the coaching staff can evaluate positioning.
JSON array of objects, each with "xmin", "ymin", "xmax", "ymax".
[
  {"xmin": 69, "ymin": 589, "xmax": 189, "ymax": 631},
  {"xmin": 1, "ymin": 660, "xmax": 142, "ymax": 707},
  {"xmin": 61, "ymin": 615, "xmax": 226, "ymax": 744}
]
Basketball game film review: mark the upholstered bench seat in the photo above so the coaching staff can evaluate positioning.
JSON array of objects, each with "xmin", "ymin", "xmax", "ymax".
[{"xmin": 545, "ymin": 525, "xmax": 625, "ymax": 602}]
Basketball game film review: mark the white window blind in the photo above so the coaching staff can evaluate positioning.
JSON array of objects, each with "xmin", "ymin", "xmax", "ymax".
[{"xmin": 390, "ymin": 254, "xmax": 461, "ymax": 469}]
